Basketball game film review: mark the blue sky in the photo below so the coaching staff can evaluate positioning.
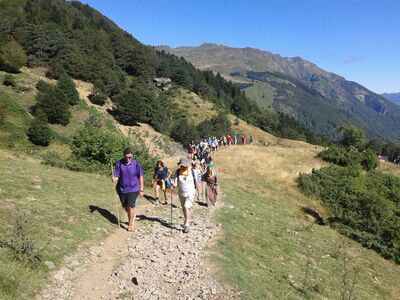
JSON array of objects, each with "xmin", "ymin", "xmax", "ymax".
[{"xmin": 81, "ymin": 0, "xmax": 400, "ymax": 94}]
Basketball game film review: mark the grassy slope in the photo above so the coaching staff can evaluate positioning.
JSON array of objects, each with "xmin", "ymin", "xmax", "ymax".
[
  {"xmin": 212, "ymin": 145, "xmax": 400, "ymax": 299},
  {"xmin": 243, "ymin": 80, "xmax": 275, "ymax": 110},
  {"xmin": 0, "ymin": 70, "xmax": 150, "ymax": 300},
  {"xmin": 0, "ymin": 149, "xmax": 121, "ymax": 300},
  {"xmin": 378, "ymin": 161, "xmax": 400, "ymax": 177},
  {"xmin": 2, "ymin": 69, "xmax": 400, "ymax": 299}
]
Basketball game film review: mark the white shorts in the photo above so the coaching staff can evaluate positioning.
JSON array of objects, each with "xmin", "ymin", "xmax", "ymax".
[{"xmin": 178, "ymin": 194, "xmax": 194, "ymax": 209}]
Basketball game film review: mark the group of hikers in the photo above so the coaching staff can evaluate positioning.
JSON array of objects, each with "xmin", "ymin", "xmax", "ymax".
[
  {"xmin": 188, "ymin": 134, "xmax": 253, "ymax": 155},
  {"xmin": 112, "ymin": 134, "xmax": 250, "ymax": 233}
]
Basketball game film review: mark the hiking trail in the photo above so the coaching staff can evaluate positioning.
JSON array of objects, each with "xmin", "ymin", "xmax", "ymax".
[{"xmin": 36, "ymin": 192, "xmax": 239, "ymax": 300}]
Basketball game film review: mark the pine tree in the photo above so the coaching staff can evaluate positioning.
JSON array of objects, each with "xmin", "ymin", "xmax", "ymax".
[
  {"xmin": 27, "ymin": 109, "xmax": 52, "ymax": 146},
  {"xmin": 57, "ymin": 74, "xmax": 79, "ymax": 105},
  {"xmin": 0, "ymin": 39, "xmax": 27, "ymax": 73},
  {"xmin": 32, "ymin": 82, "xmax": 70, "ymax": 125}
]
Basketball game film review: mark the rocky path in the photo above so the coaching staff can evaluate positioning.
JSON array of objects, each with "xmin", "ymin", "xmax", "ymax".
[{"xmin": 37, "ymin": 195, "xmax": 239, "ymax": 300}]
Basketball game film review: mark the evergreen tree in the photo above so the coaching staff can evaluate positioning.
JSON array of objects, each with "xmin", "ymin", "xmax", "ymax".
[
  {"xmin": 339, "ymin": 125, "xmax": 366, "ymax": 149},
  {"xmin": 57, "ymin": 74, "xmax": 80, "ymax": 105},
  {"xmin": 27, "ymin": 109, "xmax": 52, "ymax": 146},
  {"xmin": 32, "ymin": 82, "xmax": 70, "ymax": 126},
  {"xmin": 171, "ymin": 119, "xmax": 199, "ymax": 146},
  {"xmin": 113, "ymin": 84, "xmax": 157, "ymax": 125},
  {"xmin": 0, "ymin": 39, "xmax": 27, "ymax": 73}
]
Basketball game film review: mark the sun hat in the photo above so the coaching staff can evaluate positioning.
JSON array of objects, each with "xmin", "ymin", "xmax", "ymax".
[{"xmin": 177, "ymin": 157, "xmax": 189, "ymax": 167}]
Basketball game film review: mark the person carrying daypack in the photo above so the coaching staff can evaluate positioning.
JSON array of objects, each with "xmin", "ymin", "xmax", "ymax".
[
  {"xmin": 203, "ymin": 164, "xmax": 218, "ymax": 207},
  {"xmin": 172, "ymin": 157, "xmax": 197, "ymax": 233},
  {"xmin": 152, "ymin": 160, "xmax": 172, "ymax": 205}
]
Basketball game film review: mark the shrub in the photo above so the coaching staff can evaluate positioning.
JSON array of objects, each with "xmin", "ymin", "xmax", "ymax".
[
  {"xmin": 70, "ymin": 122, "xmax": 156, "ymax": 178},
  {"xmin": 57, "ymin": 74, "xmax": 79, "ymax": 105},
  {"xmin": 0, "ymin": 39, "xmax": 27, "ymax": 73},
  {"xmin": 71, "ymin": 125, "xmax": 129, "ymax": 165},
  {"xmin": 0, "ymin": 212, "xmax": 48, "ymax": 268},
  {"xmin": 196, "ymin": 112, "xmax": 232, "ymax": 138},
  {"xmin": 31, "ymin": 81, "xmax": 70, "ymax": 125},
  {"xmin": 3, "ymin": 74, "xmax": 16, "ymax": 87},
  {"xmin": 170, "ymin": 118, "xmax": 199, "ymax": 146},
  {"xmin": 318, "ymin": 145, "xmax": 378, "ymax": 171},
  {"xmin": 361, "ymin": 149, "xmax": 379, "ymax": 171},
  {"xmin": 299, "ymin": 166, "xmax": 400, "ymax": 263},
  {"xmin": 339, "ymin": 125, "xmax": 366, "ymax": 149},
  {"xmin": 27, "ymin": 110, "xmax": 52, "ymax": 146},
  {"xmin": 88, "ymin": 92, "xmax": 107, "ymax": 106}
]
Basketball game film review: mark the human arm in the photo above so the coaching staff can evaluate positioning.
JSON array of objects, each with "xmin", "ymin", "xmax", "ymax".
[
  {"xmin": 139, "ymin": 175, "xmax": 144, "ymax": 197},
  {"xmin": 112, "ymin": 162, "xmax": 120, "ymax": 183},
  {"xmin": 167, "ymin": 168, "xmax": 172, "ymax": 179}
]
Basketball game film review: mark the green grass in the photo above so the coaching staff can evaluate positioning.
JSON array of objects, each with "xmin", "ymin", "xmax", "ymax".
[
  {"xmin": 244, "ymin": 80, "xmax": 275, "ymax": 110},
  {"xmin": 0, "ymin": 89, "xmax": 32, "ymax": 149},
  {"xmin": 212, "ymin": 147, "xmax": 400, "ymax": 299},
  {"xmin": 0, "ymin": 150, "xmax": 121, "ymax": 300}
]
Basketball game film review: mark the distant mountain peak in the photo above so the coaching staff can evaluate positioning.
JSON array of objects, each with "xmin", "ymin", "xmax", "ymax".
[{"xmin": 158, "ymin": 43, "xmax": 400, "ymax": 142}]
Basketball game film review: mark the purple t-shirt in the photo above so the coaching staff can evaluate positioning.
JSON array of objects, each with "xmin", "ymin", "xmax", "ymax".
[{"xmin": 114, "ymin": 159, "xmax": 143, "ymax": 194}]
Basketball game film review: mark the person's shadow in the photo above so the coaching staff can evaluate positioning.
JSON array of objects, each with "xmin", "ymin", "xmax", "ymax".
[
  {"xmin": 89, "ymin": 205, "xmax": 123, "ymax": 227},
  {"xmin": 136, "ymin": 215, "xmax": 178, "ymax": 231},
  {"xmin": 195, "ymin": 201, "xmax": 208, "ymax": 207},
  {"xmin": 143, "ymin": 194, "xmax": 157, "ymax": 204},
  {"xmin": 89, "ymin": 205, "xmax": 180, "ymax": 231}
]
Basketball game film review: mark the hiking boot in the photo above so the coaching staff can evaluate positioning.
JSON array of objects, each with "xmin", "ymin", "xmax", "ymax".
[{"xmin": 183, "ymin": 225, "xmax": 190, "ymax": 233}]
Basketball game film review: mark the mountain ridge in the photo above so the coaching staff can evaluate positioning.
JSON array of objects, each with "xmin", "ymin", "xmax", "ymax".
[
  {"xmin": 382, "ymin": 92, "xmax": 400, "ymax": 105},
  {"xmin": 158, "ymin": 43, "xmax": 400, "ymax": 142}
]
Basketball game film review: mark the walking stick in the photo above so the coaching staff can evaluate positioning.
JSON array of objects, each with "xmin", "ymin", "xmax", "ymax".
[
  {"xmin": 170, "ymin": 188, "xmax": 173, "ymax": 235},
  {"xmin": 110, "ymin": 161, "xmax": 121, "ymax": 229}
]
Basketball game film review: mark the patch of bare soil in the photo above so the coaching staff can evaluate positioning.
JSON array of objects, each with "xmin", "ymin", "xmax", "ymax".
[{"xmin": 37, "ymin": 193, "xmax": 238, "ymax": 300}]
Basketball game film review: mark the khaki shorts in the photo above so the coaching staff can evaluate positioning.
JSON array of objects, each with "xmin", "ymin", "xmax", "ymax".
[{"xmin": 178, "ymin": 194, "xmax": 194, "ymax": 209}]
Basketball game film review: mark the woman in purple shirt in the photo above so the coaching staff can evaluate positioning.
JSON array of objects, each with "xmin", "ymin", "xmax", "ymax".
[{"xmin": 112, "ymin": 147, "xmax": 144, "ymax": 231}]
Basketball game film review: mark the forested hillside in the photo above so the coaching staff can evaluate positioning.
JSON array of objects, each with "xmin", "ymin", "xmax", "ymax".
[
  {"xmin": 160, "ymin": 43, "xmax": 400, "ymax": 142},
  {"xmin": 0, "ymin": 0, "xmax": 327, "ymax": 145}
]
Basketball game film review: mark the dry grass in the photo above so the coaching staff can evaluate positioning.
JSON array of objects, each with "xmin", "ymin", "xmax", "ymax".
[
  {"xmin": 211, "ymin": 144, "xmax": 400, "ymax": 299},
  {"xmin": 172, "ymin": 88, "xmax": 217, "ymax": 124},
  {"xmin": 378, "ymin": 161, "xmax": 400, "ymax": 177}
]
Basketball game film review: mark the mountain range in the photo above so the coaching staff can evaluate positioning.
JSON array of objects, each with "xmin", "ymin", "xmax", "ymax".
[
  {"xmin": 382, "ymin": 93, "xmax": 400, "ymax": 105},
  {"xmin": 158, "ymin": 43, "xmax": 400, "ymax": 142}
]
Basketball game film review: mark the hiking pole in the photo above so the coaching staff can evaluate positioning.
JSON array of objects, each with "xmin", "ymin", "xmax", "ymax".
[
  {"xmin": 170, "ymin": 189, "xmax": 173, "ymax": 236},
  {"xmin": 110, "ymin": 161, "xmax": 121, "ymax": 229}
]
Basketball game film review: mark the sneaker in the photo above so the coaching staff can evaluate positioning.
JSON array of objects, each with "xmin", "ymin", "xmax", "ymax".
[
  {"xmin": 183, "ymin": 225, "xmax": 190, "ymax": 233},
  {"xmin": 154, "ymin": 199, "xmax": 160, "ymax": 205}
]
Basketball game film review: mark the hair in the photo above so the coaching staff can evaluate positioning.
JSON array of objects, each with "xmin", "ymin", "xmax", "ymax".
[
  {"xmin": 156, "ymin": 160, "xmax": 164, "ymax": 168},
  {"xmin": 123, "ymin": 147, "xmax": 133, "ymax": 156}
]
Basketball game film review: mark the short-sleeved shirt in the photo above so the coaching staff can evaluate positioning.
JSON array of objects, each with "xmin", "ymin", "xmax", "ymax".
[
  {"xmin": 173, "ymin": 167, "xmax": 196, "ymax": 197},
  {"xmin": 155, "ymin": 167, "xmax": 169, "ymax": 180},
  {"xmin": 114, "ymin": 159, "xmax": 143, "ymax": 194}
]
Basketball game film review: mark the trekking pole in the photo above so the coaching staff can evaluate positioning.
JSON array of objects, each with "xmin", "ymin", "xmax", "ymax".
[
  {"xmin": 202, "ymin": 181, "xmax": 205, "ymax": 201},
  {"xmin": 170, "ymin": 189, "xmax": 173, "ymax": 236},
  {"xmin": 110, "ymin": 161, "xmax": 121, "ymax": 229}
]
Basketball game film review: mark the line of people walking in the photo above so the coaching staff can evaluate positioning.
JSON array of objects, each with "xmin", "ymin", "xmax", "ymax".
[{"xmin": 112, "ymin": 133, "xmax": 252, "ymax": 233}]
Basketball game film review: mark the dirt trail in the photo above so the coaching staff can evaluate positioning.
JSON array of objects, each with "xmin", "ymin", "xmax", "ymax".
[{"xmin": 37, "ymin": 190, "xmax": 238, "ymax": 300}]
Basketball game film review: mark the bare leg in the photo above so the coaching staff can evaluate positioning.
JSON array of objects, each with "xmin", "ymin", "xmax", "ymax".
[
  {"xmin": 127, "ymin": 207, "xmax": 135, "ymax": 230},
  {"xmin": 182, "ymin": 207, "xmax": 190, "ymax": 225},
  {"xmin": 155, "ymin": 184, "xmax": 160, "ymax": 199}
]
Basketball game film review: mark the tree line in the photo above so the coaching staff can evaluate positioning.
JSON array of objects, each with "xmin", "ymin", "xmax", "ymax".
[{"xmin": 0, "ymin": 0, "xmax": 328, "ymax": 145}]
